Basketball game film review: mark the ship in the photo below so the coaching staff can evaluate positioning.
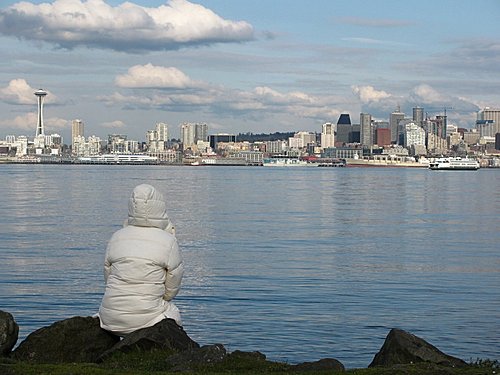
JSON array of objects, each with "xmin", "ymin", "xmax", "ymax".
[{"xmin": 428, "ymin": 157, "xmax": 480, "ymax": 171}]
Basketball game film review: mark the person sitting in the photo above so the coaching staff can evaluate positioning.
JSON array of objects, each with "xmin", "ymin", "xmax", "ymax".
[{"xmin": 98, "ymin": 184, "xmax": 183, "ymax": 336}]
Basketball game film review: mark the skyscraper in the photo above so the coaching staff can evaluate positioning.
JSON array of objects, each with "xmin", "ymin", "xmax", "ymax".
[
  {"xmin": 336, "ymin": 113, "xmax": 352, "ymax": 144},
  {"xmin": 34, "ymin": 89, "xmax": 47, "ymax": 137},
  {"xmin": 413, "ymin": 107, "xmax": 424, "ymax": 127},
  {"xmin": 477, "ymin": 107, "xmax": 500, "ymax": 137},
  {"xmin": 181, "ymin": 122, "xmax": 208, "ymax": 148},
  {"xmin": 390, "ymin": 107, "xmax": 405, "ymax": 144},
  {"xmin": 360, "ymin": 113, "xmax": 372, "ymax": 147},
  {"xmin": 72, "ymin": 119, "xmax": 84, "ymax": 140},
  {"xmin": 321, "ymin": 122, "xmax": 335, "ymax": 148}
]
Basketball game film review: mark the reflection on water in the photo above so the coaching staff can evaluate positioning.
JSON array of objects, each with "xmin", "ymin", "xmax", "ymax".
[{"xmin": 0, "ymin": 165, "xmax": 499, "ymax": 368}]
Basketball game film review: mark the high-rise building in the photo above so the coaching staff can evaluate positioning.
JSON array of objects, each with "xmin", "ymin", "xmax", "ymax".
[
  {"xmin": 477, "ymin": 107, "xmax": 500, "ymax": 137},
  {"xmin": 34, "ymin": 89, "xmax": 47, "ymax": 137},
  {"xmin": 390, "ymin": 107, "xmax": 405, "ymax": 144},
  {"xmin": 156, "ymin": 122, "xmax": 168, "ymax": 141},
  {"xmin": 320, "ymin": 122, "xmax": 335, "ymax": 148},
  {"xmin": 72, "ymin": 119, "xmax": 84, "ymax": 138},
  {"xmin": 360, "ymin": 113, "xmax": 372, "ymax": 147},
  {"xmin": 181, "ymin": 122, "xmax": 208, "ymax": 149},
  {"xmin": 336, "ymin": 113, "xmax": 352, "ymax": 144},
  {"xmin": 413, "ymin": 107, "xmax": 424, "ymax": 127}
]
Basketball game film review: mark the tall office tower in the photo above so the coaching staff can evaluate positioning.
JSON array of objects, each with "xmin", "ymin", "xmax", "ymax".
[
  {"xmin": 181, "ymin": 122, "xmax": 208, "ymax": 148},
  {"xmin": 360, "ymin": 113, "xmax": 372, "ymax": 147},
  {"xmin": 320, "ymin": 122, "xmax": 335, "ymax": 148},
  {"xmin": 413, "ymin": 107, "xmax": 424, "ymax": 126},
  {"xmin": 477, "ymin": 107, "xmax": 500, "ymax": 136},
  {"xmin": 34, "ymin": 89, "xmax": 47, "ymax": 136},
  {"xmin": 72, "ymin": 119, "xmax": 84, "ymax": 140},
  {"xmin": 156, "ymin": 122, "xmax": 168, "ymax": 141},
  {"xmin": 336, "ymin": 114, "xmax": 352, "ymax": 144},
  {"xmin": 390, "ymin": 107, "xmax": 405, "ymax": 144},
  {"xmin": 195, "ymin": 123, "xmax": 208, "ymax": 143},
  {"xmin": 436, "ymin": 115, "xmax": 447, "ymax": 139},
  {"xmin": 180, "ymin": 123, "xmax": 196, "ymax": 148}
]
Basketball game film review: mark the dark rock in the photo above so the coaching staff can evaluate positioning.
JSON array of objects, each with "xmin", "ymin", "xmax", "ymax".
[
  {"xmin": 166, "ymin": 343, "xmax": 227, "ymax": 371},
  {"xmin": 291, "ymin": 358, "xmax": 345, "ymax": 372},
  {"xmin": 369, "ymin": 328, "xmax": 468, "ymax": 368},
  {"xmin": 98, "ymin": 318, "xmax": 199, "ymax": 362},
  {"xmin": 0, "ymin": 311, "xmax": 18, "ymax": 356},
  {"xmin": 12, "ymin": 316, "xmax": 119, "ymax": 363},
  {"xmin": 227, "ymin": 349, "xmax": 267, "ymax": 361}
]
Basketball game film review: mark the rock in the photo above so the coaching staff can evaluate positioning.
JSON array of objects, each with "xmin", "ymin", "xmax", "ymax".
[
  {"xmin": 227, "ymin": 350, "xmax": 267, "ymax": 361},
  {"xmin": 0, "ymin": 311, "xmax": 18, "ymax": 356},
  {"xmin": 98, "ymin": 318, "xmax": 199, "ymax": 362},
  {"xmin": 291, "ymin": 358, "xmax": 345, "ymax": 372},
  {"xmin": 12, "ymin": 316, "xmax": 119, "ymax": 363},
  {"xmin": 369, "ymin": 328, "xmax": 468, "ymax": 368},
  {"xmin": 166, "ymin": 343, "xmax": 227, "ymax": 371}
]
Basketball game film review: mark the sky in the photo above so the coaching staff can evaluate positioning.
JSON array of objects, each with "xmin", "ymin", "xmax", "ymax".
[{"xmin": 0, "ymin": 0, "xmax": 499, "ymax": 141}]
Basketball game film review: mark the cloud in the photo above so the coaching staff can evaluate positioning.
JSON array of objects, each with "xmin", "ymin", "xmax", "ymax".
[
  {"xmin": 0, "ymin": 0, "xmax": 254, "ymax": 52},
  {"xmin": 115, "ymin": 64, "xmax": 198, "ymax": 89},
  {"xmin": 409, "ymin": 84, "xmax": 445, "ymax": 103},
  {"xmin": 352, "ymin": 85, "xmax": 391, "ymax": 103},
  {"xmin": 0, "ymin": 112, "xmax": 68, "ymax": 132},
  {"xmin": 101, "ymin": 120, "xmax": 125, "ymax": 129},
  {"xmin": 1, "ymin": 79, "xmax": 48, "ymax": 105},
  {"xmin": 100, "ymin": 81, "xmax": 341, "ymax": 122}
]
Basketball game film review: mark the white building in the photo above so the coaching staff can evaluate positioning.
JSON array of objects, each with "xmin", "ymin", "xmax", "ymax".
[
  {"xmin": 403, "ymin": 122, "xmax": 426, "ymax": 148},
  {"xmin": 321, "ymin": 122, "xmax": 335, "ymax": 148}
]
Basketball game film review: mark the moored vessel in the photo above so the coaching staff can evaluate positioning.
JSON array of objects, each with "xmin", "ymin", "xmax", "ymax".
[{"xmin": 429, "ymin": 157, "xmax": 480, "ymax": 170}]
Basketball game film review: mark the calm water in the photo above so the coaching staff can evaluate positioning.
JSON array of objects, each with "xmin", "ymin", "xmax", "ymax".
[{"xmin": 0, "ymin": 164, "xmax": 498, "ymax": 368}]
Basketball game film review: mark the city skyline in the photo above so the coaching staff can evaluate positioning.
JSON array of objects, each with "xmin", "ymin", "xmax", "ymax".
[{"xmin": 1, "ymin": 0, "xmax": 499, "ymax": 142}]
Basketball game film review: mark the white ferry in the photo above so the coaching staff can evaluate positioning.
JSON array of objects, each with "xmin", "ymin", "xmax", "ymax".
[
  {"xmin": 263, "ymin": 156, "xmax": 311, "ymax": 167},
  {"xmin": 429, "ymin": 157, "xmax": 480, "ymax": 171}
]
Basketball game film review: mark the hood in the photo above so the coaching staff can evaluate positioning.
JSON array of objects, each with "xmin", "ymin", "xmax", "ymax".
[{"xmin": 126, "ymin": 184, "xmax": 174, "ymax": 233}]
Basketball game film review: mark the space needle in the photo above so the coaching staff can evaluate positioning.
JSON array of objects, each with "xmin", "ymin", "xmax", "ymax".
[{"xmin": 34, "ymin": 89, "xmax": 47, "ymax": 137}]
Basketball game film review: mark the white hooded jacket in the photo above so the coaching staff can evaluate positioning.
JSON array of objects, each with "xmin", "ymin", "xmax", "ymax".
[{"xmin": 98, "ymin": 184, "xmax": 183, "ymax": 336}]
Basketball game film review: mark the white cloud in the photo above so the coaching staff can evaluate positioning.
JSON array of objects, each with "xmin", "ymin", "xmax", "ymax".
[
  {"xmin": 101, "ymin": 120, "xmax": 126, "ymax": 129},
  {"xmin": 0, "ymin": 112, "xmax": 67, "ymax": 132},
  {"xmin": 1, "ymin": 79, "xmax": 37, "ymax": 105},
  {"xmin": 115, "ymin": 64, "xmax": 197, "ymax": 89},
  {"xmin": 0, "ymin": 0, "xmax": 254, "ymax": 52},
  {"xmin": 409, "ymin": 84, "xmax": 445, "ymax": 103},
  {"xmin": 352, "ymin": 85, "xmax": 391, "ymax": 103}
]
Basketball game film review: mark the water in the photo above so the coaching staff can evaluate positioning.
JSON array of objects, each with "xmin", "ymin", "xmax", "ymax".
[{"xmin": 0, "ymin": 164, "xmax": 498, "ymax": 368}]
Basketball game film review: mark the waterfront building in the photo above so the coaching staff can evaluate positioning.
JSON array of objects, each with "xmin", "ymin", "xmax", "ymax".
[
  {"xmin": 73, "ymin": 135, "xmax": 102, "ymax": 157},
  {"xmin": 108, "ymin": 134, "xmax": 129, "ymax": 153},
  {"xmin": 360, "ymin": 113, "xmax": 373, "ymax": 147},
  {"xmin": 320, "ymin": 123, "xmax": 335, "ymax": 149},
  {"xmin": 390, "ymin": 107, "xmax": 405, "ymax": 144},
  {"xmin": 264, "ymin": 140, "xmax": 287, "ymax": 154},
  {"xmin": 34, "ymin": 89, "xmax": 47, "ymax": 137}
]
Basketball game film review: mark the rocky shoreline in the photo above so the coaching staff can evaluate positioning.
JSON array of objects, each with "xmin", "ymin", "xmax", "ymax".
[{"xmin": 0, "ymin": 310, "xmax": 495, "ymax": 374}]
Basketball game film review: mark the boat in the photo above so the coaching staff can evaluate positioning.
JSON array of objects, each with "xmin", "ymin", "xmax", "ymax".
[
  {"xmin": 263, "ymin": 156, "xmax": 312, "ymax": 167},
  {"xmin": 317, "ymin": 159, "xmax": 346, "ymax": 167},
  {"xmin": 429, "ymin": 157, "xmax": 480, "ymax": 170}
]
